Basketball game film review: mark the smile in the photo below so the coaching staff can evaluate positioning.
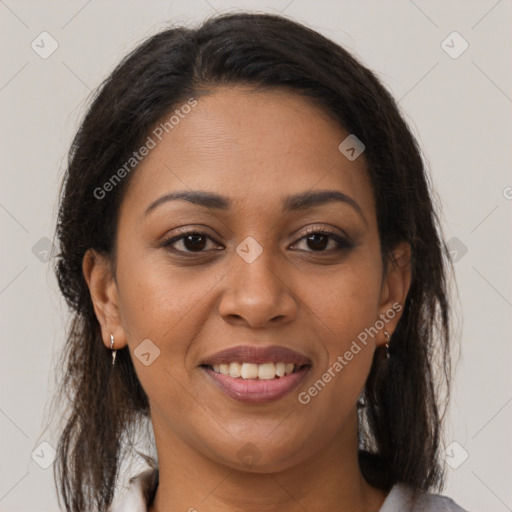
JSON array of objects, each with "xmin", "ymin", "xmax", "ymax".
[
  {"xmin": 211, "ymin": 361, "xmax": 297, "ymax": 379},
  {"xmin": 200, "ymin": 345, "xmax": 312, "ymax": 403}
]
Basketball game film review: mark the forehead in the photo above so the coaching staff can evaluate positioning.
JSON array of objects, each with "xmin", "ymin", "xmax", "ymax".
[{"xmin": 119, "ymin": 86, "xmax": 375, "ymax": 222}]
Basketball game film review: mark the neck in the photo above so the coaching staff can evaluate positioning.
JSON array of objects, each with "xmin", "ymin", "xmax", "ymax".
[{"xmin": 148, "ymin": 409, "xmax": 387, "ymax": 512}]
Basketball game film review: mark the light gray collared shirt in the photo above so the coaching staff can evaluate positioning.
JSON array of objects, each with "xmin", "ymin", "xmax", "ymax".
[{"xmin": 110, "ymin": 468, "xmax": 469, "ymax": 512}]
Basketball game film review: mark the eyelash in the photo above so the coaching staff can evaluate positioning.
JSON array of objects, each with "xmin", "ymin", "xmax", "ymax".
[{"xmin": 161, "ymin": 226, "xmax": 354, "ymax": 255}]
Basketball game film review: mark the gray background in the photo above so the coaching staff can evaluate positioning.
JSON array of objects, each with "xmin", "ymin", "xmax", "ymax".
[{"xmin": 1, "ymin": 1, "xmax": 511, "ymax": 511}]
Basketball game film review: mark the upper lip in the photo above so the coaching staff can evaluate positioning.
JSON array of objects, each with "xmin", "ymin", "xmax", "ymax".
[{"xmin": 201, "ymin": 345, "xmax": 312, "ymax": 366}]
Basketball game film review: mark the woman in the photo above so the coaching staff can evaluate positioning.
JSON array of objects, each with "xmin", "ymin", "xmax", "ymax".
[{"xmin": 52, "ymin": 12, "xmax": 468, "ymax": 512}]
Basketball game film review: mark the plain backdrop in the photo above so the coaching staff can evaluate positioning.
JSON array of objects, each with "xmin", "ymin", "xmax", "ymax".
[{"xmin": 1, "ymin": 1, "xmax": 511, "ymax": 511}]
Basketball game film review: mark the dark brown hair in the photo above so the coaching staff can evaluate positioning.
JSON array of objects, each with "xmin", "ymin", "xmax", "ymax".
[{"xmin": 52, "ymin": 12, "xmax": 452, "ymax": 512}]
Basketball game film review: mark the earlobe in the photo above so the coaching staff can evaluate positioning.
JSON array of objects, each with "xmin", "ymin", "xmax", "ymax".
[
  {"xmin": 377, "ymin": 242, "xmax": 412, "ymax": 346},
  {"xmin": 82, "ymin": 249, "xmax": 127, "ymax": 350}
]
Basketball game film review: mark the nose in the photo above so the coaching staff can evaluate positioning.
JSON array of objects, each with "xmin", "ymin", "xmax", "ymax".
[{"xmin": 218, "ymin": 247, "xmax": 298, "ymax": 328}]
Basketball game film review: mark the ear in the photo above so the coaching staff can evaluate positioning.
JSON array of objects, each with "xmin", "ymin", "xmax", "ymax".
[
  {"xmin": 376, "ymin": 242, "xmax": 412, "ymax": 347},
  {"xmin": 82, "ymin": 248, "xmax": 128, "ymax": 350}
]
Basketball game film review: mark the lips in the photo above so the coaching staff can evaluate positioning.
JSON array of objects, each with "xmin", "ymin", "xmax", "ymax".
[
  {"xmin": 201, "ymin": 345, "xmax": 312, "ymax": 366},
  {"xmin": 200, "ymin": 345, "xmax": 312, "ymax": 404}
]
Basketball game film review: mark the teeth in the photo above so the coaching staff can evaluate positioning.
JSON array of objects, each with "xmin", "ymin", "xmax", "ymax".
[
  {"xmin": 241, "ymin": 363, "xmax": 259, "ymax": 379},
  {"xmin": 229, "ymin": 362, "xmax": 241, "ymax": 378},
  {"xmin": 258, "ymin": 363, "xmax": 275, "ymax": 380},
  {"xmin": 275, "ymin": 362, "xmax": 286, "ymax": 377},
  {"xmin": 211, "ymin": 361, "xmax": 298, "ymax": 379}
]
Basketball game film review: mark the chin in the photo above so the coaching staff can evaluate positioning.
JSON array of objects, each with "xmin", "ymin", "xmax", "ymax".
[{"xmin": 205, "ymin": 428, "xmax": 317, "ymax": 474}]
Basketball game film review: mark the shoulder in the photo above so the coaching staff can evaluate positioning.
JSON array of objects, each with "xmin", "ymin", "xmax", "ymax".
[
  {"xmin": 110, "ymin": 470, "xmax": 471, "ymax": 512},
  {"xmin": 379, "ymin": 483, "xmax": 469, "ymax": 512},
  {"xmin": 109, "ymin": 468, "xmax": 158, "ymax": 512}
]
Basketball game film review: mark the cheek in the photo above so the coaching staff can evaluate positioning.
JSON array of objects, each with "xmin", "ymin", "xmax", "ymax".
[
  {"xmin": 115, "ymin": 261, "xmax": 216, "ymax": 419},
  {"xmin": 307, "ymin": 256, "xmax": 383, "ymax": 346},
  {"xmin": 115, "ymin": 254, "xmax": 223, "ymax": 396},
  {"xmin": 117, "ymin": 253, "xmax": 221, "ymax": 339},
  {"xmin": 299, "ymin": 255, "xmax": 382, "ymax": 404}
]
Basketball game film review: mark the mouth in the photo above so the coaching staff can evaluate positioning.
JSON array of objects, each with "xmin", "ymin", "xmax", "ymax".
[
  {"xmin": 200, "ymin": 345, "xmax": 312, "ymax": 404},
  {"xmin": 203, "ymin": 361, "xmax": 308, "ymax": 378}
]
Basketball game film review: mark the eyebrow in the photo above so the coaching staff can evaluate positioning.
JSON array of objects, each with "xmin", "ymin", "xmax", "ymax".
[{"xmin": 144, "ymin": 189, "xmax": 366, "ymax": 223}]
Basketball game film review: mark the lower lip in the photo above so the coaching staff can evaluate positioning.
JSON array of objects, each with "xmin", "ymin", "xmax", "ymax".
[{"xmin": 202, "ymin": 366, "xmax": 310, "ymax": 404}]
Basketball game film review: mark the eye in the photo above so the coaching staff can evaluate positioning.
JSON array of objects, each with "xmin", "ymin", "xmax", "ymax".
[
  {"xmin": 161, "ymin": 230, "xmax": 222, "ymax": 253},
  {"xmin": 291, "ymin": 227, "xmax": 353, "ymax": 252},
  {"xmin": 161, "ymin": 227, "xmax": 353, "ymax": 255}
]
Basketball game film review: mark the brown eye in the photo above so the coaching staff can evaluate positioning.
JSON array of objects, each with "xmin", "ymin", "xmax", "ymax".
[
  {"xmin": 305, "ymin": 233, "xmax": 329, "ymax": 251},
  {"xmin": 162, "ymin": 231, "xmax": 221, "ymax": 253},
  {"xmin": 292, "ymin": 229, "xmax": 353, "ymax": 253},
  {"xmin": 182, "ymin": 233, "xmax": 207, "ymax": 251}
]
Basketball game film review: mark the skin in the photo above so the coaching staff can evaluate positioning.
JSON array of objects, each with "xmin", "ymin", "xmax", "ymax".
[{"xmin": 83, "ymin": 86, "xmax": 411, "ymax": 511}]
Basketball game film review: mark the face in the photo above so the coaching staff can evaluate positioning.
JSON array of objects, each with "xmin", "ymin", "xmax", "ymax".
[{"xmin": 84, "ymin": 86, "xmax": 410, "ymax": 473}]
